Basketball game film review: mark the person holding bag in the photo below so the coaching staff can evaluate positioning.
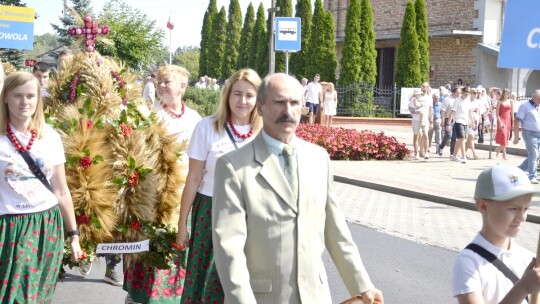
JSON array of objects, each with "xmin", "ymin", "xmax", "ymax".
[{"xmin": 0, "ymin": 71, "xmax": 83, "ymax": 302}]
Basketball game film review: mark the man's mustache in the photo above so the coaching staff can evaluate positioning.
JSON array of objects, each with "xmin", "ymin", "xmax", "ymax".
[{"xmin": 275, "ymin": 115, "xmax": 296, "ymax": 124}]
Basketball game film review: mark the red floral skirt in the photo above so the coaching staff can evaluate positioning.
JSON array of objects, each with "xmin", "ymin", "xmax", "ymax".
[{"xmin": 0, "ymin": 206, "xmax": 64, "ymax": 303}]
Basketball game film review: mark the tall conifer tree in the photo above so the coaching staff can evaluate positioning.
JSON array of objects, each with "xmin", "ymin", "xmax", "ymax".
[
  {"xmin": 249, "ymin": 3, "xmax": 266, "ymax": 73},
  {"xmin": 237, "ymin": 3, "xmax": 255, "ymax": 69},
  {"xmin": 274, "ymin": 0, "xmax": 293, "ymax": 73},
  {"xmin": 304, "ymin": 0, "xmax": 325, "ymax": 78},
  {"xmin": 222, "ymin": 0, "xmax": 243, "ymax": 79},
  {"xmin": 199, "ymin": 0, "xmax": 217, "ymax": 77},
  {"xmin": 338, "ymin": 0, "xmax": 362, "ymax": 87},
  {"xmin": 318, "ymin": 11, "xmax": 337, "ymax": 83},
  {"xmin": 289, "ymin": 0, "xmax": 312, "ymax": 79},
  {"xmin": 415, "ymin": 0, "xmax": 430, "ymax": 82},
  {"xmin": 395, "ymin": 1, "xmax": 421, "ymax": 87},
  {"xmin": 256, "ymin": 11, "xmax": 271, "ymax": 77},
  {"xmin": 359, "ymin": 0, "xmax": 377, "ymax": 86},
  {"xmin": 207, "ymin": 7, "xmax": 227, "ymax": 80}
]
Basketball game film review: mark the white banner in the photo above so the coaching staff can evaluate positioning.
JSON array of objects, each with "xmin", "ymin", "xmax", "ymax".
[{"xmin": 96, "ymin": 239, "xmax": 150, "ymax": 254}]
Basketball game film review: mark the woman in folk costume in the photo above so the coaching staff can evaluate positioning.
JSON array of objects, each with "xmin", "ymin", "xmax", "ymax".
[
  {"xmin": 0, "ymin": 72, "xmax": 83, "ymax": 302},
  {"xmin": 123, "ymin": 65, "xmax": 201, "ymax": 304},
  {"xmin": 177, "ymin": 69, "xmax": 262, "ymax": 304}
]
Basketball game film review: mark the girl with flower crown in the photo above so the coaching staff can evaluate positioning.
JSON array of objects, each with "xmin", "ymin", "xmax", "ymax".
[
  {"xmin": 176, "ymin": 68, "xmax": 262, "ymax": 303},
  {"xmin": 0, "ymin": 71, "xmax": 83, "ymax": 302}
]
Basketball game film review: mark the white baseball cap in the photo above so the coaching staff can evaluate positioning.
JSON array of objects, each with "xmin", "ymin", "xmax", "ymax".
[{"xmin": 474, "ymin": 164, "xmax": 540, "ymax": 201}]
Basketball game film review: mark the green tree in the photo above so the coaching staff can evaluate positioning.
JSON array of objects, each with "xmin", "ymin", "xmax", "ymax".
[
  {"xmin": 415, "ymin": 0, "xmax": 430, "ymax": 82},
  {"xmin": 173, "ymin": 46, "xmax": 200, "ymax": 81},
  {"xmin": 274, "ymin": 0, "xmax": 292, "ymax": 73},
  {"xmin": 304, "ymin": 0, "xmax": 324, "ymax": 78},
  {"xmin": 221, "ymin": 0, "xmax": 243, "ymax": 79},
  {"xmin": 395, "ymin": 1, "xmax": 421, "ymax": 88},
  {"xmin": 199, "ymin": 0, "xmax": 217, "ymax": 77},
  {"xmin": 51, "ymin": 0, "xmax": 93, "ymax": 46},
  {"xmin": 256, "ymin": 11, "xmax": 271, "ymax": 77},
  {"xmin": 338, "ymin": 0, "xmax": 361, "ymax": 87},
  {"xmin": 207, "ymin": 6, "xmax": 227, "ymax": 79},
  {"xmin": 249, "ymin": 3, "xmax": 266, "ymax": 75},
  {"xmin": 289, "ymin": 0, "xmax": 312, "ymax": 79},
  {"xmin": 95, "ymin": 0, "xmax": 165, "ymax": 70},
  {"xmin": 236, "ymin": 3, "xmax": 255, "ymax": 69},
  {"xmin": 25, "ymin": 33, "xmax": 62, "ymax": 60},
  {"xmin": 317, "ymin": 11, "xmax": 337, "ymax": 83},
  {"xmin": 359, "ymin": 0, "xmax": 377, "ymax": 86}
]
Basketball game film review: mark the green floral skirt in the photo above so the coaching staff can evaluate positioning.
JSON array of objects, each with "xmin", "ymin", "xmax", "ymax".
[
  {"xmin": 181, "ymin": 193, "xmax": 224, "ymax": 304},
  {"xmin": 0, "ymin": 206, "xmax": 64, "ymax": 303},
  {"xmin": 123, "ymin": 212, "xmax": 191, "ymax": 303}
]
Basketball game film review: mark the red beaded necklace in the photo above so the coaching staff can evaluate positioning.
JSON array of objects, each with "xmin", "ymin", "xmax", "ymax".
[
  {"xmin": 6, "ymin": 121, "xmax": 36, "ymax": 152},
  {"xmin": 160, "ymin": 101, "xmax": 185, "ymax": 119},
  {"xmin": 227, "ymin": 117, "xmax": 253, "ymax": 139}
]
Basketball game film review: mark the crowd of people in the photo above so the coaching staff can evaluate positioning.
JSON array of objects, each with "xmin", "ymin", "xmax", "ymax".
[{"xmin": 409, "ymin": 82, "xmax": 527, "ymax": 164}]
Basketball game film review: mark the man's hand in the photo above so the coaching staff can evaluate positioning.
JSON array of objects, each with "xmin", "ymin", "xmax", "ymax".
[
  {"xmin": 513, "ymin": 137, "xmax": 520, "ymax": 145},
  {"xmin": 361, "ymin": 288, "xmax": 384, "ymax": 304}
]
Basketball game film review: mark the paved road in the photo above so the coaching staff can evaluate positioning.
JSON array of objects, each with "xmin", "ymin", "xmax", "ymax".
[{"xmin": 53, "ymin": 182, "xmax": 540, "ymax": 303}]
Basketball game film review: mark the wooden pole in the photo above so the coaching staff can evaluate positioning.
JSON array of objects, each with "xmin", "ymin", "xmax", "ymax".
[{"xmin": 340, "ymin": 296, "xmax": 380, "ymax": 304}]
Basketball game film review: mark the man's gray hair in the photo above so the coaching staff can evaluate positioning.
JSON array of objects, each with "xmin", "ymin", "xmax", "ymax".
[
  {"xmin": 533, "ymin": 89, "xmax": 540, "ymax": 99},
  {"xmin": 257, "ymin": 73, "xmax": 301, "ymax": 105}
]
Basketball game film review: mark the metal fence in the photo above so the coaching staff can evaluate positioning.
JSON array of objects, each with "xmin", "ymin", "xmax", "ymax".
[{"xmin": 335, "ymin": 83, "xmax": 399, "ymax": 117}]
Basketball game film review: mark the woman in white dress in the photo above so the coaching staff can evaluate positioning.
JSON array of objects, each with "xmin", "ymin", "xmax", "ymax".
[{"xmin": 322, "ymin": 82, "xmax": 338, "ymax": 127}]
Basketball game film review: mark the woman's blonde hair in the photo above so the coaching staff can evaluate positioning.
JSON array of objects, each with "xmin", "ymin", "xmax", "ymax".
[
  {"xmin": 0, "ymin": 71, "xmax": 45, "ymax": 138},
  {"xmin": 326, "ymin": 82, "xmax": 335, "ymax": 92},
  {"xmin": 156, "ymin": 65, "xmax": 190, "ymax": 84},
  {"xmin": 213, "ymin": 68, "xmax": 262, "ymax": 134}
]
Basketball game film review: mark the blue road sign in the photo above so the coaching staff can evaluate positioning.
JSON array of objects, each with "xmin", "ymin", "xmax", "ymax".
[
  {"xmin": 498, "ymin": 0, "xmax": 540, "ymax": 69},
  {"xmin": 0, "ymin": 5, "xmax": 35, "ymax": 50},
  {"xmin": 275, "ymin": 17, "xmax": 301, "ymax": 52}
]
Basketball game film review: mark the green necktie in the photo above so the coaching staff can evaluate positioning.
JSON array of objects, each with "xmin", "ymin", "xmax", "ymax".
[{"xmin": 282, "ymin": 144, "xmax": 298, "ymax": 200}]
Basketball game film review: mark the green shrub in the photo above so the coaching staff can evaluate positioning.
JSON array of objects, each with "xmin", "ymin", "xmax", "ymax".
[{"xmin": 183, "ymin": 87, "xmax": 220, "ymax": 117}]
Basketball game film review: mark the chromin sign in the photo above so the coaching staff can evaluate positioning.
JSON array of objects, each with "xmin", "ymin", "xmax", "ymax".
[{"xmin": 0, "ymin": 5, "xmax": 34, "ymax": 50}]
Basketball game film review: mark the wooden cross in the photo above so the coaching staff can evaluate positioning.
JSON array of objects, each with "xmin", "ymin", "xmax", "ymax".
[{"xmin": 68, "ymin": 14, "xmax": 110, "ymax": 53}]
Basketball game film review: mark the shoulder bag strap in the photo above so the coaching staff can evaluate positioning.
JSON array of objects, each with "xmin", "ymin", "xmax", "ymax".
[
  {"xmin": 18, "ymin": 150, "xmax": 53, "ymax": 193},
  {"xmin": 465, "ymin": 243, "xmax": 525, "ymax": 284},
  {"xmin": 224, "ymin": 123, "xmax": 239, "ymax": 150}
]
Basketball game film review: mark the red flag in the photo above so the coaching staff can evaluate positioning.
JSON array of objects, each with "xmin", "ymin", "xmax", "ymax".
[{"xmin": 167, "ymin": 16, "xmax": 174, "ymax": 30}]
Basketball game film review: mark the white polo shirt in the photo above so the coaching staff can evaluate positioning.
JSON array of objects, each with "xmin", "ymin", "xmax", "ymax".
[{"xmin": 452, "ymin": 233, "xmax": 533, "ymax": 304}]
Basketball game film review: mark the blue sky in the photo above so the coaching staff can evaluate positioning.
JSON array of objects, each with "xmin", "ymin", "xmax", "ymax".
[{"xmin": 27, "ymin": 0, "xmax": 292, "ymax": 51}]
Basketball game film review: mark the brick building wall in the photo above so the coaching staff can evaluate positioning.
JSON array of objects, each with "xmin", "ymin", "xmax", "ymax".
[{"xmin": 325, "ymin": 0, "xmax": 480, "ymax": 87}]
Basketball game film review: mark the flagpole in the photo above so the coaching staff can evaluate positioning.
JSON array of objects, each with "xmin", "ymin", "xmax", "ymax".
[{"xmin": 169, "ymin": 27, "xmax": 172, "ymax": 65}]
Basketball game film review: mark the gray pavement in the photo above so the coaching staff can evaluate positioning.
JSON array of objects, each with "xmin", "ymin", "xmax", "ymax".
[{"xmin": 332, "ymin": 122, "xmax": 540, "ymax": 223}]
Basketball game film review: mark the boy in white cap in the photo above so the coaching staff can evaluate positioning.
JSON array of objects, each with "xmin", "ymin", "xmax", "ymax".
[{"xmin": 452, "ymin": 164, "xmax": 540, "ymax": 303}]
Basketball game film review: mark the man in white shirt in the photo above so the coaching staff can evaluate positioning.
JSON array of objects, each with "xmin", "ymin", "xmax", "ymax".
[
  {"xmin": 306, "ymin": 74, "xmax": 322, "ymax": 124},
  {"xmin": 142, "ymin": 74, "xmax": 156, "ymax": 107},
  {"xmin": 449, "ymin": 87, "xmax": 472, "ymax": 163}
]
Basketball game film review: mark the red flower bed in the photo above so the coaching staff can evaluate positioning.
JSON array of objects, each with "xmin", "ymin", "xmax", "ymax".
[{"xmin": 296, "ymin": 124, "xmax": 410, "ymax": 160}]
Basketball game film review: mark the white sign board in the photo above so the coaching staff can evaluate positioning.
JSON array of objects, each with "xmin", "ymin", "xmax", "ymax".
[{"xmin": 96, "ymin": 239, "xmax": 150, "ymax": 254}]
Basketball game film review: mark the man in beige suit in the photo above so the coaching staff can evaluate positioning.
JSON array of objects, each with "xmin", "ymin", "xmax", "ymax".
[{"xmin": 212, "ymin": 73, "xmax": 384, "ymax": 304}]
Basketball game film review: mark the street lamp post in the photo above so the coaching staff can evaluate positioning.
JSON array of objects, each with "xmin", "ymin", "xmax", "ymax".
[{"xmin": 268, "ymin": 0, "xmax": 279, "ymax": 75}]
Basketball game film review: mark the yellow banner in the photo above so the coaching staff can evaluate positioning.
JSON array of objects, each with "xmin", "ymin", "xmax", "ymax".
[{"xmin": 0, "ymin": 5, "xmax": 34, "ymax": 23}]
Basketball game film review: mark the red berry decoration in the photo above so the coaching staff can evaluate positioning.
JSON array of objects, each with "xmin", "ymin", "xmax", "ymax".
[
  {"xmin": 119, "ymin": 123, "xmax": 132, "ymax": 137},
  {"xmin": 76, "ymin": 212, "xmax": 91, "ymax": 225},
  {"xmin": 79, "ymin": 156, "xmax": 92, "ymax": 170},
  {"xmin": 130, "ymin": 219, "xmax": 141, "ymax": 231},
  {"xmin": 128, "ymin": 171, "xmax": 140, "ymax": 187}
]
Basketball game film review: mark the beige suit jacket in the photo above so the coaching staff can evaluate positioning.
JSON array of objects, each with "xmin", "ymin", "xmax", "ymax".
[{"xmin": 212, "ymin": 134, "xmax": 374, "ymax": 304}]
